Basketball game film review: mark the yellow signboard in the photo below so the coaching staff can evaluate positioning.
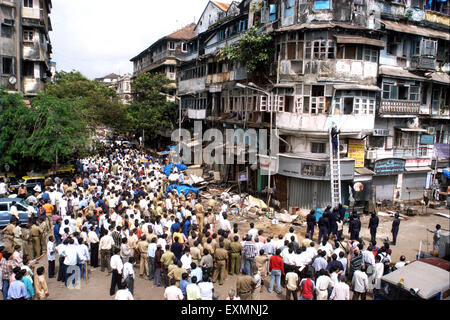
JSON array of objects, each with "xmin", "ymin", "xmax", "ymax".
[{"xmin": 348, "ymin": 139, "xmax": 365, "ymax": 168}]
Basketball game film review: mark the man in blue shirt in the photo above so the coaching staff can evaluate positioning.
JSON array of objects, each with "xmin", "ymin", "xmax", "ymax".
[
  {"xmin": 190, "ymin": 262, "xmax": 202, "ymax": 284},
  {"xmin": 179, "ymin": 272, "xmax": 190, "ymax": 299},
  {"xmin": 20, "ymin": 269, "xmax": 34, "ymax": 299},
  {"xmin": 7, "ymin": 272, "xmax": 28, "ymax": 300},
  {"xmin": 312, "ymin": 250, "xmax": 328, "ymax": 273},
  {"xmin": 53, "ymin": 219, "xmax": 62, "ymax": 245}
]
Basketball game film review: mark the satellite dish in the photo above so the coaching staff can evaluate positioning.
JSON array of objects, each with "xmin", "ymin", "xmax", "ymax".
[
  {"xmin": 8, "ymin": 76, "xmax": 17, "ymax": 85},
  {"xmin": 354, "ymin": 182, "xmax": 364, "ymax": 192}
]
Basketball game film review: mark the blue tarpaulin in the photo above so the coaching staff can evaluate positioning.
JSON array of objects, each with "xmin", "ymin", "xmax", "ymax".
[
  {"xmin": 166, "ymin": 184, "xmax": 199, "ymax": 198},
  {"xmin": 314, "ymin": 0, "xmax": 330, "ymax": 10},
  {"xmin": 163, "ymin": 163, "xmax": 188, "ymax": 177},
  {"xmin": 443, "ymin": 170, "xmax": 450, "ymax": 179}
]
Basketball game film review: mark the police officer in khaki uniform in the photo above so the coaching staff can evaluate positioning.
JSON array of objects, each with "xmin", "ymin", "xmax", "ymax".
[
  {"xmin": 236, "ymin": 268, "xmax": 257, "ymax": 300},
  {"xmin": 194, "ymin": 200, "xmax": 205, "ymax": 233},
  {"xmin": 212, "ymin": 242, "xmax": 228, "ymax": 285},
  {"xmin": 167, "ymin": 263, "xmax": 187, "ymax": 287},
  {"xmin": 137, "ymin": 235, "xmax": 149, "ymax": 278},
  {"xmin": 31, "ymin": 222, "xmax": 42, "ymax": 258},
  {"xmin": 22, "ymin": 224, "xmax": 33, "ymax": 258},
  {"xmin": 229, "ymin": 235, "xmax": 242, "ymax": 275},
  {"xmin": 2, "ymin": 219, "xmax": 16, "ymax": 253},
  {"xmin": 160, "ymin": 245, "xmax": 175, "ymax": 288},
  {"xmin": 38, "ymin": 218, "xmax": 48, "ymax": 253}
]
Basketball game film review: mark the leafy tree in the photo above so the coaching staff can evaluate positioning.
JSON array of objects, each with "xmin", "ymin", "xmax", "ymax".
[
  {"xmin": 46, "ymin": 71, "xmax": 129, "ymax": 132},
  {"xmin": 127, "ymin": 73, "xmax": 177, "ymax": 142},
  {"xmin": 218, "ymin": 27, "xmax": 274, "ymax": 83},
  {"xmin": 27, "ymin": 94, "xmax": 90, "ymax": 165},
  {"xmin": 0, "ymin": 88, "xmax": 35, "ymax": 166}
]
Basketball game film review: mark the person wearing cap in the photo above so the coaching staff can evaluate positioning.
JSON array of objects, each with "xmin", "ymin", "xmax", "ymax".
[
  {"xmin": 391, "ymin": 213, "xmax": 401, "ymax": 246},
  {"xmin": 236, "ymin": 267, "xmax": 257, "ymax": 300}
]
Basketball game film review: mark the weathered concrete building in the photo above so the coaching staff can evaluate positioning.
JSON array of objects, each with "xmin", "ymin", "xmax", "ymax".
[
  {"xmin": 0, "ymin": 0, "xmax": 53, "ymax": 96},
  {"xmin": 130, "ymin": 23, "xmax": 196, "ymax": 97},
  {"xmin": 145, "ymin": 0, "xmax": 448, "ymax": 211},
  {"xmin": 117, "ymin": 73, "xmax": 131, "ymax": 104}
]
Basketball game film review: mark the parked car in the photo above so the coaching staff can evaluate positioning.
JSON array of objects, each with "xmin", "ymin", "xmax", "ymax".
[
  {"xmin": 9, "ymin": 176, "xmax": 45, "ymax": 195},
  {"xmin": 375, "ymin": 258, "xmax": 450, "ymax": 300},
  {"xmin": 0, "ymin": 198, "xmax": 38, "ymax": 227}
]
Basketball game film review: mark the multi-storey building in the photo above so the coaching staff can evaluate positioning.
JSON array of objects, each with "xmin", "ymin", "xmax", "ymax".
[
  {"xmin": 95, "ymin": 73, "xmax": 120, "ymax": 90},
  {"xmin": 0, "ymin": 0, "xmax": 53, "ymax": 96},
  {"xmin": 166, "ymin": 0, "xmax": 450, "ymax": 210},
  {"xmin": 130, "ymin": 23, "xmax": 196, "ymax": 97},
  {"xmin": 117, "ymin": 73, "xmax": 131, "ymax": 104}
]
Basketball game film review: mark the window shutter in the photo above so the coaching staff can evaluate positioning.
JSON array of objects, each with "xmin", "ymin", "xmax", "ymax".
[
  {"xmin": 260, "ymin": 95, "xmax": 267, "ymax": 111},
  {"xmin": 277, "ymin": 95, "xmax": 285, "ymax": 112},
  {"xmin": 303, "ymin": 84, "xmax": 312, "ymax": 96},
  {"xmin": 295, "ymin": 96, "xmax": 303, "ymax": 113}
]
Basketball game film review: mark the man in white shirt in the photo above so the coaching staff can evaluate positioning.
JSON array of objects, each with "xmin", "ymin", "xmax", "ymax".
[
  {"xmin": 283, "ymin": 227, "xmax": 298, "ymax": 243},
  {"xmin": 61, "ymin": 238, "xmax": 81, "ymax": 288},
  {"xmin": 352, "ymin": 265, "xmax": 369, "ymax": 300},
  {"xmin": 180, "ymin": 250, "xmax": 192, "ymax": 272},
  {"xmin": 219, "ymin": 213, "xmax": 231, "ymax": 232},
  {"xmin": 315, "ymin": 270, "xmax": 333, "ymax": 300},
  {"xmin": 393, "ymin": 255, "xmax": 408, "ymax": 270},
  {"xmin": 198, "ymin": 276, "xmax": 214, "ymax": 300},
  {"xmin": 110, "ymin": 247, "xmax": 123, "ymax": 296},
  {"xmin": 77, "ymin": 238, "xmax": 90, "ymax": 280},
  {"xmin": 47, "ymin": 236, "xmax": 56, "ymax": 278},
  {"xmin": 115, "ymin": 282, "xmax": 134, "ymax": 300},
  {"xmin": 305, "ymin": 242, "xmax": 317, "ymax": 260},
  {"xmin": 0, "ymin": 180, "xmax": 8, "ymax": 197},
  {"xmin": 330, "ymin": 275, "xmax": 350, "ymax": 300},
  {"xmin": 122, "ymin": 257, "xmax": 135, "ymax": 294},
  {"xmin": 164, "ymin": 278, "xmax": 183, "ymax": 300},
  {"xmin": 248, "ymin": 223, "xmax": 259, "ymax": 240}
]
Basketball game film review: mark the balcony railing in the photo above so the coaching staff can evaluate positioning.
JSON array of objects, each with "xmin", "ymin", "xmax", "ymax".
[
  {"xmin": 410, "ymin": 56, "xmax": 436, "ymax": 71},
  {"xmin": 380, "ymin": 100, "xmax": 420, "ymax": 115},
  {"xmin": 393, "ymin": 147, "xmax": 430, "ymax": 159}
]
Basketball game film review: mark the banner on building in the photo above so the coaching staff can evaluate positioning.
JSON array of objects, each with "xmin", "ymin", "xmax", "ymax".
[
  {"xmin": 374, "ymin": 158, "xmax": 406, "ymax": 176},
  {"xmin": 348, "ymin": 139, "xmax": 366, "ymax": 168},
  {"xmin": 434, "ymin": 143, "xmax": 450, "ymax": 159},
  {"xmin": 420, "ymin": 134, "xmax": 435, "ymax": 145}
]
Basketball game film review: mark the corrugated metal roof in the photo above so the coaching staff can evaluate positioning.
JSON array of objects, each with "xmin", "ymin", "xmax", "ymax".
[
  {"xmin": 380, "ymin": 19, "xmax": 450, "ymax": 41},
  {"xmin": 379, "ymin": 66, "xmax": 427, "ymax": 81},
  {"xmin": 427, "ymin": 72, "xmax": 450, "ymax": 85},
  {"xmin": 335, "ymin": 35, "xmax": 385, "ymax": 47}
]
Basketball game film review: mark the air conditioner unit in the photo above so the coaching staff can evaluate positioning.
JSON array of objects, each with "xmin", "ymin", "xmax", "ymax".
[
  {"xmin": 339, "ymin": 143, "xmax": 348, "ymax": 154},
  {"xmin": 427, "ymin": 127, "xmax": 435, "ymax": 135},
  {"xmin": 366, "ymin": 150, "xmax": 377, "ymax": 160}
]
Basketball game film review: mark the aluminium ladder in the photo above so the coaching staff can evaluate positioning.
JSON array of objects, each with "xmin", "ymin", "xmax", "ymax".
[{"xmin": 329, "ymin": 127, "xmax": 342, "ymax": 209}]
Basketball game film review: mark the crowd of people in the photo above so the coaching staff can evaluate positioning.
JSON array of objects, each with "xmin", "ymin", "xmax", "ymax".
[{"xmin": 0, "ymin": 143, "xmax": 410, "ymax": 301}]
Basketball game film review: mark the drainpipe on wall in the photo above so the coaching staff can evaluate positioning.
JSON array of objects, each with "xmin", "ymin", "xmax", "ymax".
[{"xmin": 15, "ymin": 0, "xmax": 23, "ymax": 94}]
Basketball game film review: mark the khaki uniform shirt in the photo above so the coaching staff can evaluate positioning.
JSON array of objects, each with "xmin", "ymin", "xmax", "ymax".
[
  {"xmin": 230, "ymin": 242, "xmax": 242, "ymax": 254},
  {"xmin": 214, "ymin": 248, "xmax": 228, "ymax": 262},
  {"xmin": 137, "ymin": 240, "xmax": 149, "ymax": 255},
  {"xmin": 161, "ymin": 251, "xmax": 175, "ymax": 267},
  {"xmin": 237, "ymin": 275, "xmax": 257, "ymax": 293}
]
